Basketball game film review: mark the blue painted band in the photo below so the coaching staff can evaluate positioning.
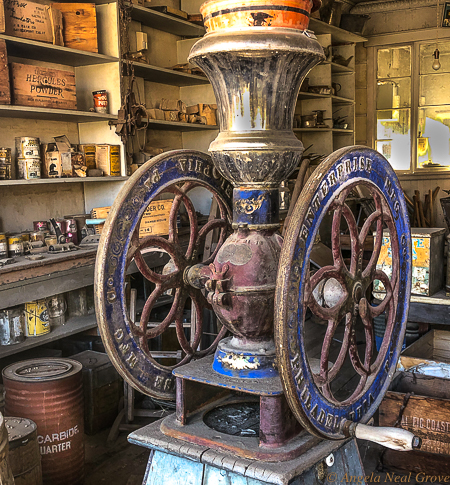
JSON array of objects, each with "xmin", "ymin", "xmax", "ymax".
[
  {"xmin": 233, "ymin": 188, "xmax": 279, "ymax": 226},
  {"xmin": 212, "ymin": 346, "xmax": 279, "ymax": 378}
]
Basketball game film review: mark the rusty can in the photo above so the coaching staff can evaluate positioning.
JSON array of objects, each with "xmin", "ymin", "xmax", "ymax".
[
  {"xmin": 0, "ymin": 233, "xmax": 8, "ymax": 258},
  {"xmin": 24, "ymin": 300, "xmax": 50, "ymax": 337},
  {"xmin": 30, "ymin": 231, "xmax": 45, "ymax": 243},
  {"xmin": 44, "ymin": 236, "xmax": 57, "ymax": 247},
  {"xmin": 7, "ymin": 235, "xmax": 23, "ymax": 257},
  {"xmin": 3, "ymin": 359, "xmax": 84, "ymax": 485},
  {"xmin": 21, "ymin": 232, "xmax": 30, "ymax": 242},
  {"xmin": 15, "ymin": 137, "xmax": 40, "ymax": 158},
  {"xmin": 17, "ymin": 158, "xmax": 41, "ymax": 179},
  {"xmin": 0, "ymin": 413, "xmax": 15, "ymax": 485},
  {"xmin": 92, "ymin": 90, "xmax": 108, "ymax": 113},
  {"xmin": 0, "ymin": 306, "xmax": 25, "ymax": 346},
  {"xmin": 5, "ymin": 417, "xmax": 43, "ymax": 485},
  {"xmin": 0, "ymin": 148, "xmax": 12, "ymax": 180}
]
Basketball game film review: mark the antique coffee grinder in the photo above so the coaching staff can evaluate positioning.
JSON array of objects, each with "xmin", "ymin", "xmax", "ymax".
[{"xmin": 95, "ymin": 0, "xmax": 419, "ymax": 482}]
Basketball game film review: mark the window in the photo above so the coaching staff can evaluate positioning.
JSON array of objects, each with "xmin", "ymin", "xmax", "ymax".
[{"xmin": 375, "ymin": 40, "xmax": 450, "ymax": 172}]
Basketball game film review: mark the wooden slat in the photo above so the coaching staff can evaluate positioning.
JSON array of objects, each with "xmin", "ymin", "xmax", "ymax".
[{"xmin": 0, "ymin": 38, "xmax": 10, "ymax": 104}]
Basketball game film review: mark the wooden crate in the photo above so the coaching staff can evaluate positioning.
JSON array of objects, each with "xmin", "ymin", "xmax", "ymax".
[
  {"xmin": 11, "ymin": 63, "xmax": 76, "ymax": 110},
  {"xmin": 380, "ymin": 370, "xmax": 450, "ymax": 473},
  {"xmin": 52, "ymin": 3, "xmax": 98, "ymax": 53},
  {"xmin": 0, "ymin": 39, "xmax": 10, "ymax": 104},
  {"xmin": 398, "ymin": 329, "xmax": 450, "ymax": 372},
  {"xmin": 2, "ymin": 0, "xmax": 63, "ymax": 45}
]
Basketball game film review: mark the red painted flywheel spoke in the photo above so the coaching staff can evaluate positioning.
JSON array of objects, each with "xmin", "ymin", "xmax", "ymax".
[
  {"xmin": 195, "ymin": 218, "xmax": 228, "ymax": 265},
  {"xmin": 358, "ymin": 298, "xmax": 374, "ymax": 371},
  {"xmin": 341, "ymin": 204, "xmax": 362, "ymax": 276},
  {"xmin": 348, "ymin": 317, "xmax": 368, "ymax": 378},
  {"xmin": 361, "ymin": 214, "xmax": 383, "ymax": 280},
  {"xmin": 143, "ymin": 287, "xmax": 183, "ymax": 340},
  {"xmin": 331, "ymin": 205, "xmax": 346, "ymax": 271},
  {"xmin": 325, "ymin": 313, "xmax": 352, "ymax": 383},
  {"xmin": 370, "ymin": 270, "xmax": 394, "ymax": 317},
  {"xmin": 134, "ymin": 236, "xmax": 183, "ymax": 285}
]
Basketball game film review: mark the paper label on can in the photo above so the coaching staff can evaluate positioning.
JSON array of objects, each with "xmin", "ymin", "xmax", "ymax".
[{"xmin": 18, "ymin": 158, "xmax": 41, "ymax": 179}]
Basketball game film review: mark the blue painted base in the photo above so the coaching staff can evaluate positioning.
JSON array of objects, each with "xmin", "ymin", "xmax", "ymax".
[
  {"xmin": 212, "ymin": 336, "xmax": 279, "ymax": 378},
  {"xmin": 129, "ymin": 420, "xmax": 367, "ymax": 485}
]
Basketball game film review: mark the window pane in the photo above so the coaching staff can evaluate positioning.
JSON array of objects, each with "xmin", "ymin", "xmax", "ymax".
[
  {"xmin": 420, "ymin": 72, "xmax": 450, "ymax": 106},
  {"xmin": 377, "ymin": 46, "xmax": 411, "ymax": 79},
  {"xmin": 377, "ymin": 78, "xmax": 411, "ymax": 109},
  {"xmin": 416, "ymin": 107, "xmax": 450, "ymax": 169},
  {"xmin": 420, "ymin": 42, "xmax": 450, "ymax": 74},
  {"xmin": 376, "ymin": 109, "xmax": 411, "ymax": 171}
]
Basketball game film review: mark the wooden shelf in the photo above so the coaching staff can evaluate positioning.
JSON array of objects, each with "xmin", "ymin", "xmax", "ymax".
[
  {"xmin": 333, "ymin": 128, "xmax": 354, "ymax": 134},
  {"xmin": 294, "ymin": 128, "xmax": 332, "ymax": 132},
  {"xmin": 309, "ymin": 18, "xmax": 367, "ymax": 44},
  {"xmin": 0, "ymin": 177, "xmax": 128, "ymax": 186},
  {"xmin": 131, "ymin": 62, "xmax": 209, "ymax": 86},
  {"xmin": 298, "ymin": 91, "xmax": 330, "ymax": 100},
  {"xmin": 127, "ymin": 4, "xmax": 205, "ymax": 37},
  {"xmin": 146, "ymin": 119, "xmax": 218, "ymax": 131},
  {"xmin": 0, "ymin": 313, "xmax": 98, "ymax": 359},
  {"xmin": 0, "ymin": 105, "xmax": 117, "ymax": 122},
  {"xmin": 332, "ymin": 95, "xmax": 355, "ymax": 105},
  {"xmin": 331, "ymin": 62, "xmax": 354, "ymax": 74},
  {"xmin": 0, "ymin": 34, "xmax": 118, "ymax": 67}
]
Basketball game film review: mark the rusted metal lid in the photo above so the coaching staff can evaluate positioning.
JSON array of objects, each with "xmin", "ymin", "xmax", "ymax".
[
  {"xmin": 2, "ymin": 358, "xmax": 82, "ymax": 383},
  {"xmin": 5, "ymin": 417, "xmax": 37, "ymax": 449}
]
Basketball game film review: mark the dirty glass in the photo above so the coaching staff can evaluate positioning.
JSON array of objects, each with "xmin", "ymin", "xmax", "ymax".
[{"xmin": 377, "ymin": 46, "xmax": 411, "ymax": 79}]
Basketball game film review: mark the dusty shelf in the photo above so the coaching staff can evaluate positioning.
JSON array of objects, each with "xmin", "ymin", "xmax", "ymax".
[
  {"xmin": 0, "ymin": 34, "xmax": 118, "ymax": 66},
  {"xmin": 0, "ymin": 105, "xmax": 117, "ymax": 122},
  {"xmin": 309, "ymin": 19, "xmax": 367, "ymax": 44},
  {"xmin": 0, "ymin": 177, "xmax": 128, "ymax": 186},
  {"xmin": 128, "ymin": 4, "xmax": 205, "ymax": 37},
  {"xmin": 145, "ymin": 119, "xmax": 218, "ymax": 131},
  {"xmin": 0, "ymin": 313, "xmax": 98, "ymax": 359},
  {"xmin": 131, "ymin": 62, "xmax": 209, "ymax": 86}
]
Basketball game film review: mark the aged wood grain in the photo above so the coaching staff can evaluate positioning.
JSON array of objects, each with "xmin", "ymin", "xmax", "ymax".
[
  {"xmin": 379, "ymin": 390, "xmax": 450, "ymax": 456},
  {"xmin": 11, "ymin": 62, "xmax": 76, "ymax": 110},
  {"xmin": 52, "ymin": 3, "xmax": 98, "ymax": 53},
  {"xmin": 3, "ymin": 0, "xmax": 63, "ymax": 45},
  {"xmin": 0, "ymin": 39, "xmax": 10, "ymax": 104},
  {"xmin": 383, "ymin": 449, "xmax": 450, "ymax": 475}
]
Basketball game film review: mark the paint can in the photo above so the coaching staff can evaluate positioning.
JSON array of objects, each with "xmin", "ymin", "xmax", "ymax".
[
  {"xmin": 17, "ymin": 158, "xmax": 41, "ymax": 179},
  {"xmin": 5, "ymin": 417, "xmax": 43, "ymax": 485},
  {"xmin": 7, "ymin": 235, "xmax": 24, "ymax": 257},
  {"xmin": 92, "ymin": 90, "xmax": 108, "ymax": 113},
  {"xmin": 15, "ymin": 137, "xmax": 40, "ymax": 159},
  {"xmin": 0, "ymin": 148, "xmax": 12, "ymax": 180},
  {"xmin": 0, "ymin": 413, "xmax": 15, "ymax": 485},
  {"xmin": 0, "ymin": 306, "xmax": 25, "ymax": 346},
  {"xmin": 33, "ymin": 221, "xmax": 48, "ymax": 232},
  {"xmin": 30, "ymin": 232, "xmax": 45, "ymax": 243},
  {"xmin": 64, "ymin": 219, "xmax": 78, "ymax": 245},
  {"xmin": 45, "ymin": 294, "xmax": 66, "ymax": 327},
  {"xmin": 3, "ymin": 359, "xmax": 85, "ymax": 485},
  {"xmin": 24, "ymin": 300, "xmax": 50, "ymax": 337},
  {"xmin": 44, "ymin": 236, "xmax": 57, "ymax": 247},
  {"xmin": 0, "ymin": 233, "xmax": 8, "ymax": 258}
]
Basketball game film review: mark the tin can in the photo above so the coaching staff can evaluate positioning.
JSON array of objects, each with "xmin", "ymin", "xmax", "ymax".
[
  {"xmin": 44, "ymin": 236, "xmax": 57, "ymax": 247},
  {"xmin": 45, "ymin": 294, "xmax": 66, "ymax": 327},
  {"xmin": 0, "ymin": 307, "xmax": 25, "ymax": 346},
  {"xmin": 92, "ymin": 90, "xmax": 108, "ymax": 113},
  {"xmin": 17, "ymin": 158, "xmax": 41, "ymax": 180},
  {"xmin": 33, "ymin": 221, "xmax": 48, "ymax": 232},
  {"xmin": 5, "ymin": 417, "xmax": 43, "ymax": 485},
  {"xmin": 24, "ymin": 300, "xmax": 50, "ymax": 337},
  {"xmin": 3, "ymin": 358, "xmax": 84, "ymax": 485},
  {"xmin": 0, "ymin": 413, "xmax": 14, "ymax": 485},
  {"xmin": 64, "ymin": 219, "xmax": 78, "ymax": 245},
  {"xmin": 7, "ymin": 235, "xmax": 23, "ymax": 258},
  {"xmin": 20, "ymin": 232, "xmax": 30, "ymax": 242},
  {"xmin": 0, "ymin": 148, "xmax": 12, "ymax": 180},
  {"xmin": 0, "ymin": 234, "xmax": 7, "ymax": 258},
  {"xmin": 15, "ymin": 137, "xmax": 40, "ymax": 159},
  {"xmin": 30, "ymin": 232, "xmax": 45, "ymax": 243}
]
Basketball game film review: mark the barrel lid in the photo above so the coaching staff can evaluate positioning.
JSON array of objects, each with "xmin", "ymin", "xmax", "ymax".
[
  {"xmin": 2, "ymin": 358, "xmax": 82, "ymax": 383},
  {"xmin": 5, "ymin": 417, "xmax": 37, "ymax": 442}
]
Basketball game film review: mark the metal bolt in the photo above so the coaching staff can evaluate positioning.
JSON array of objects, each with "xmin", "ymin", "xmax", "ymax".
[{"xmin": 325, "ymin": 453, "xmax": 334, "ymax": 467}]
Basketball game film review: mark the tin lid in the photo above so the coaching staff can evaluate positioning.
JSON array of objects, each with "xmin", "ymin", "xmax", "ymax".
[
  {"xmin": 92, "ymin": 90, "xmax": 107, "ymax": 94},
  {"xmin": 2, "ymin": 358, "xmax": 82, "ymax": 383},
  {"xmin": 5, "ymin": 417, "xmax": 37, "ymax": 444}
]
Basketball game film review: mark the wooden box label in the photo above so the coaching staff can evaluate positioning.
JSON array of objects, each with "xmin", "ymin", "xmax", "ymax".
[
  {"xmin": 3, "ymin": 0, "xmax": 63, "ymax": 45},
  {"xmin": 139, "ymin": 201, "xmax": 173, "ymax": 238},
  {"xmin": 11, "ymin": 63, "xmax": 77, "ymax": 110}
]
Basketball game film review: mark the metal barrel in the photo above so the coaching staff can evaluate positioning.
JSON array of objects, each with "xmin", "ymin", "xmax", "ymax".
[
  {"xmin": 3, "ymin": 358, "xmax": 84, "ymax": 485},
  {"xmin": 5, "ymin": 417, "xmax": 43, "ymax": 485},
  {"xmin": 0, "ymin": 413, "xmax": 15, "ymax": 485}
]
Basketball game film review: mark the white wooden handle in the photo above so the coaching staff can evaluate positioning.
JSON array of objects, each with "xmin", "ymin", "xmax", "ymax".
[{"xmin": 354, "ymin": 423, "xmax": 420, "ymax": 451}]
